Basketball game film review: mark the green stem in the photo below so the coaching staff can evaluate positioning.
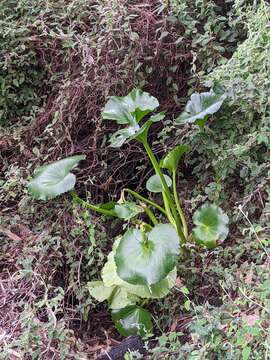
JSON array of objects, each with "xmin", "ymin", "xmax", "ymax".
[
  {"xmin": 123, "ymin": 188, "xmax": 167, "ymax": 216},
  {"xmin": 172, "ymin": 170, "xmax": 188, "ymax": 238},
  {"xmin": 141, "ymin": 204, "xmax": 158, "ymax": 225},
  {"xmin": 140, "ymin": 222, "xmax": 152, "ymax": 232},
  {"xmin": 162, "ymin": 192, "xmax": 175, "ymax": 226},
  {"xmin": 71, "ymin": 192, "xmax": 116, "ymax": 217},
  {"xmin": 143, "ymin": 141, "xmax": 186, "ymax": 245}
]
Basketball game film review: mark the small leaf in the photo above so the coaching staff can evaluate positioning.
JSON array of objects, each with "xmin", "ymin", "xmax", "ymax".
[
  {"xmin": 13, "ymin": 78, "xmax": 19, "ymax": 87},
  {"xmin": 192, "ymin": 204, "xmax": 229, "ymax": 249},
  {"xmin": 98, "ymin": 201, "xmax": 117, "ymax": 210},
  {"xmin": 160, "ymin": 145, "xmax": 190, "ymax": 173},
  {"xmin": 115, "ymin": 224, "xmax": 179, "ymax": 285},
  {"xmin": 28, "ymin": 155, "xmax": 85, "ymax": 200},
  {"xmin": 176, "ymin": 91, "xmax": 226, "ymax": 125},
  {"xmin": 114, "ymin": 202, "xmax": 143, "ymax": 220},
  {"xmin": 180, "ymin": 286, "xmax": 190, "ymax": 295},
  {"xmin": 184, "ymin": 300, "xmax": 190, "ymax": 311},
  {"xmin": 146, "ymin": 174, "xmax": 172, "ymax": 193},
  {"xmin": 112, "ymin": 306, "xmax": 153, "ymax": 337},
  {"xmin": 149, "ymin": 112, "xmax": 165, "ymax": 122},
  {"xmin": 242, "ymin": 347, "xmax": 251, "ymax": 360}
]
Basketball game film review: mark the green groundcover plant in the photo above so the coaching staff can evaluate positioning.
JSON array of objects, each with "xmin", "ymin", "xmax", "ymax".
[{"xmin": 28, "ymin": 88, "xmax": 229, "ymax": 337}]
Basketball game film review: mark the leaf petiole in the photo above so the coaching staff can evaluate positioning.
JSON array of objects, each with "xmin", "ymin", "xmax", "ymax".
[
  {"xmin": 71, "ymin": 191, "xmax": 116, "ymax": 217},
  {"xmin": 143, "ymin": 141, "xmax": 187, "ymax": 245},
  {"xmin": 172, "ymin": 170, "xmax": 188, "ymax": 238},
  {"xmin": 141, "ymin": 204, "xmax": 159, "ymax": 225},
  {"xmin": 123, "ymin": 188, "xmax": 167, "ymax": 216}
]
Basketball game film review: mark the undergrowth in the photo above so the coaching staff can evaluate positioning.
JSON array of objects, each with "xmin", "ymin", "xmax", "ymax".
[{"xmin": 1, "ymin": 0, "xmax": 270, "ymax": 359}]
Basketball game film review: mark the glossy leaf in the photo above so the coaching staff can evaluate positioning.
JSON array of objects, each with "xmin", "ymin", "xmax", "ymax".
[
  {"xmin": 102, "ymin": 89, "xmax": 159, "ymax": 124},
  {"xmin": 102, "ymin": 97, "xmax": 135, "ymax": 124},
  {"xmin": 102, "ymin": 245, "xmax": 177, "ymax": 299},
  {"xmin": 160, "ymin": 144, "xmax": 190, "ymax": 173},
  {"xmin": 115, "ymin": 224, "xmax": 179, "ymax": 285},
  {"xmin": 103, "ymin": 89, "xmax": 161, "ymax": 147},
  {"xmin": 146, "ymin": 174, "xmax": 172, "ymax": 193},
  {"xmin": 176, "ymin": 91, "xmax": 226, "ymax": 125},
  {"xmin": 114, "ymin": 202, "xmax": 143, "ymax": 220},
  {"xmin": 120, "ymin": 88, "xmax": 159, "ymax": 122},
  {"xmin": 28, "ymin": 155, "xmax": 85, "ymax": 200},
  {"xmin": 192, "ymin": 204, "xmax": 229, "ymax": 249},
  {"xmin": 112, "ymin": 306, "xmax": 153, "ymax": 337}
]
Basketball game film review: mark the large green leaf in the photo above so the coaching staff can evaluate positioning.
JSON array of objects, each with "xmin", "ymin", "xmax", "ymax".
[
  {"xmin": 160, "ymin": 145, "xmax": 190, "ymax": 173},
  {"xmin": 146, "ymin": 174, "xmax": 172, "ymax": 193},
  {"xmin": 103, "ymin": 89, "xmax": 162, "ymax": 147},
  {"xmin": 176, "ymin": 91, "xmax": 226, "ymax": 125},
  {"xmin": 102, "ymin": 97, "xmax": 135, "ymax": 124},
  {"xmin": 112, "ymin": 306, "xmax": 153, "ymax": 337},
  {"xmin": 114, "ymin": 202, "xmax": 143, "ymax": 220},
  {"xmin": 115, "ymin": 224, "xmax": 179, "ymax": 285},
  {"xmin": 102, "ymin": 245, "xmax": 177, "ymax": 299},
  {"xmin": 28, "ymin": 155, "xmax": 85, "ymax": 200},
  {"xmin": 88, "ymin": 254, "xmax": 176, "ymax": 309},
  {"xmin": 102, "ymin": 89, "xmax": 159, "ymax": 124},
  {"xmin": 192, "ymin": 204, "xmax": 229, "ymax": 249}
]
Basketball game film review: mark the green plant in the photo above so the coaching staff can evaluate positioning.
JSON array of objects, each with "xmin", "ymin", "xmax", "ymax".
[{"xmin": 27, "ymin": 88, "xmax": 229, "ymax": 337}]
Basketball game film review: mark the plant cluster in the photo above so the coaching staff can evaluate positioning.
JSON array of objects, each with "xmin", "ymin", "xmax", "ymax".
[{"xmin": 28, "ymin": 88, "xmax": 229, "ymax": 337}]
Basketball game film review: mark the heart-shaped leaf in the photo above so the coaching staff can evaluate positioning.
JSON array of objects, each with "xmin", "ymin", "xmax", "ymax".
[
  {"xmin": 28, "ymin": 155, "xmax": 85, "ymax": 200},
  {"xmin": 192, "ymin": 204, "xmax": 229, "ymax": 249},
  {"xmin": 146, "ymin": 174, "xmax": 172, "ymax": 193},
  {"xmin": 102, "ymin": 89, "xmax": 159, "ymax": 124},
  {"xmin": 114, "ymin": 202, "xmax": 143, "ymax": 220},
  {"xmin": 115, "ymin": 224, "xmax": 179, "ymax": 285},
  {"xmin": 112, "ymin": 306, "xmax": 153, "ymax": 337},
  {"xmin": 176, "ymin": 91, "xmax": 226, "ymax": 125},
  {"xmin": 160, "ymin": 145, "xmax": 190, "ymax": 173}
]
